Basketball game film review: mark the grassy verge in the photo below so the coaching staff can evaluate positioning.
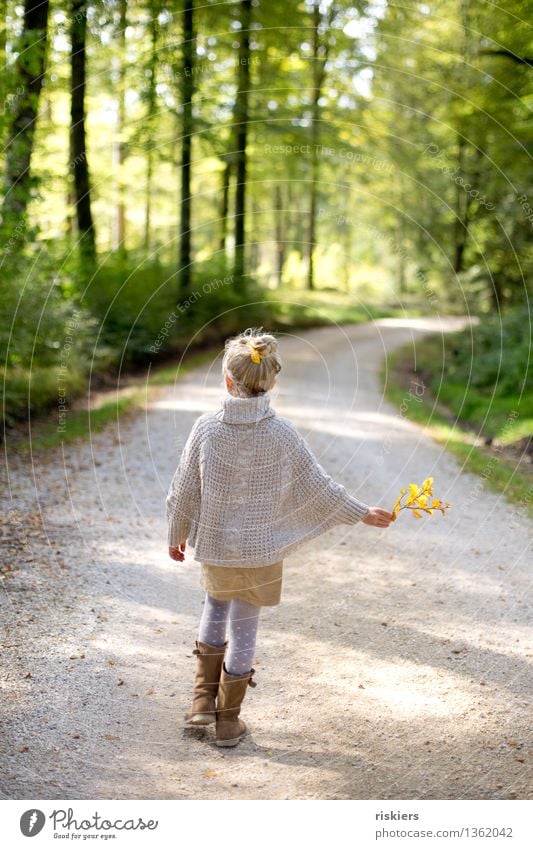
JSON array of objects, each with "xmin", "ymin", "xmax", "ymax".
[
  {"xmin": 383, "ymin": 347, "xmax": 533, "ymax": 518},
  {"xmin": 13, "ymin": 347, "xmax": 219, "ymax": 454}
]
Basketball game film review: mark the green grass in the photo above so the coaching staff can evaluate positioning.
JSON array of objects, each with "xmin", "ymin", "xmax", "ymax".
[
  {"xmin": 15, "ymin": 395, "xmax": 141, "ymax": 454},
  {"xmin": 383, "ymin": 349, "xmax": 533, "ymax": 518},
  {"xmin": 16, "ymin": 347, "xmax": 219, "ymax": 453},
  {"xmin": 405, "ymin": 332, "xmax": 533, "ymax": 443}
]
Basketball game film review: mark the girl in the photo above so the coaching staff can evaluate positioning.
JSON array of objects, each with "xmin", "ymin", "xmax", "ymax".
[{"xmin": 167, "ymin": 327, "xmax": 392, "ymax": 748}]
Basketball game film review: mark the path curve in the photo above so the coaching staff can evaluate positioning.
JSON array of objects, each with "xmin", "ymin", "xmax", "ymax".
[{"xmin": 2, "ymin": 318, "xmax": 531, "ymax": 800}]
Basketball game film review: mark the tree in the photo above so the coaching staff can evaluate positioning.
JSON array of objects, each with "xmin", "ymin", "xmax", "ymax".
[
  {"xmin": 306, "ymin": 1, "xmax": 338, "ymax": 290},
  {"xmin": 114, "ymin": 0, "xmax": 128, "ymax": 252},
  {"xmin": 143, "ymin": 1, "xmax": 160, "ymax": 253},
  {"xmin": 1, "ymin": 0, "xmax": 50, "ymax": 246},
  {"xmin": 70, "ymin": 0, "xmax": 96, "ymax": 267},
  {"xmin": 178, "ymin": 0, "xmax": 195, "ymax": 295},
  {"xmin": 233, "ymin": 0, "xmax": 252, "ymax": 291}
]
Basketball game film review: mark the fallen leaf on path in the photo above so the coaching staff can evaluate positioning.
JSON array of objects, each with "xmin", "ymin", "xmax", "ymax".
[
  {"xmin": 202, "ymin": 770, "xmax": 218, "ymax": 779},
  {"xmin": 104, "ymin": 735, "xmax": 119, "ymax": 742},
  {"xmin": 17, "ymin": 746, "xmax": 29, "ymax": 753}
]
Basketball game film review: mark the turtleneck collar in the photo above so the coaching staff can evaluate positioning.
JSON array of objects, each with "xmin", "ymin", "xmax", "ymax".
[{"xmin": 217, "ymin": 393, "xmax": 275, "ymax": 424}]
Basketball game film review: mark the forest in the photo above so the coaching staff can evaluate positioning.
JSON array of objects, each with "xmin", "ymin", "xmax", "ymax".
[{"xmin": 1, "ymin": 0, "xmax": 531, "ymax": 426}]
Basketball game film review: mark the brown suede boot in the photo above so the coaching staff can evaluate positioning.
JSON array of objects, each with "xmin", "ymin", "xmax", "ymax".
[
  {"xmin": 215, "ymin": 663, "xmax": 256, "ymax": 747},
  {"xmin": 184, "ymin": 641, "xmax": 227, "ymax": 726}
]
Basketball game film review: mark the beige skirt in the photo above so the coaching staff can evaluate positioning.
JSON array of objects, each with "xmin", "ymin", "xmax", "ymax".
[{"xmin": 200, "ymin": 561, "xmax": 283, "ymax": 607}]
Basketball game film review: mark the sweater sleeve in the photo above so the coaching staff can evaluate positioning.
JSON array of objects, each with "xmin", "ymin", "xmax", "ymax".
[
  {"xmin": 166, "ymin": 418, "xmax": 203, "ymax": 547},
  {"xmin": 290, "ymin": 430, "xmax": 371, "ymax": 525}
]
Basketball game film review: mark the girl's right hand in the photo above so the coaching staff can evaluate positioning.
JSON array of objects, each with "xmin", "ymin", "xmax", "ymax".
[
  {"xmin": 169, "ymin": 543, "xmax": 186, "ymax": 561},
  {"xmin": 362, "ymin": 507, "xmax": 394, "ymax": 527}
]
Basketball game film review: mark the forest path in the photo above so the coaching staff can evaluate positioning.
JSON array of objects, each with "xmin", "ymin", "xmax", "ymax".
[{"xmin": 2, "ymin": 318, "xmax": 531, "ymax": 800}]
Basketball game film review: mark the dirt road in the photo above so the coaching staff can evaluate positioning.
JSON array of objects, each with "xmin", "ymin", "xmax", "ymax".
[{"xmin": 2, "ymin": 318, "xmax": 531, "ymax": 800}]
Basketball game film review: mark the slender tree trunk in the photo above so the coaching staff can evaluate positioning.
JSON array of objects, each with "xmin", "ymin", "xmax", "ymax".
[
  {"xmin": 178, "ymin": 0, "xmax": 194, "ymax": 295},
  {"xmin": 307, "ymin": 1, "xmax": 327, "ymax": 290},
  {"xmin": 1, "ymin": 0, "xmax": 49, "ymax": 245},
  {"xmin": 274, "ymin": 184, "xmax": 284, "ymax": 286},
  {"xmin": 233, "ymin": 0, "xmax": 251, "ymax": 292},
  {"xmin": 219, "ymin": 156, "xmax": 231, "ymax": 253},
  {"xmin": 114, "ymin": 0, "xmax": 127, "ymax": 252},
  {"xmin": 70, "ymin": 0, "xmax": 96, "ymax": 266},
  {"xmin": 0, "ymin": 0, "xmax": 7, "ymax": 135},
  {"xmin": 144, "ymin": 7, "xmax": 159, "ymax": 252},
  {"xmin": 144, "ymin": 148, "xmax": 154, "ymax": 252},
  {"xmin": 65, "ymin": 129, "xmax": 76, "ymax": 240}
]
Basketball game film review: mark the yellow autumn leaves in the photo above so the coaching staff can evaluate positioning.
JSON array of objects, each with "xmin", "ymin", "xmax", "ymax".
[{"xmin": 391, "ymin": 477, "xmax": 451, "ymax": 520}]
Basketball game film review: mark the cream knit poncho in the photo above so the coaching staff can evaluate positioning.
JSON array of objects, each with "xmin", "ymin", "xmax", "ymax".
[{"xmin": 166, "ymin": 393, "xmax": 370, "ymax": 567}]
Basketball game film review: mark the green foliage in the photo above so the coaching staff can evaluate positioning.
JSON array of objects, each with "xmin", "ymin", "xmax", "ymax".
[
  {"xmin": 0, "ymin": 252, "xmax": 99, "ymax": 424},
  {"xmin": 383, "ymin": 363, "xmax": 533, "ymax": 517},
  {"xmin": 391, "ymin": 307, "xmax": 533, "ymax": 442},
  {"xmin": 1, "ymin": 0, "xmax": 531, "ymax": 432}
]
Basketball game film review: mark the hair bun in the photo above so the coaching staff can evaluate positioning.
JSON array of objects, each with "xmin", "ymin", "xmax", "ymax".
[
  {"xmin": 241, "ymin": 327, "xmax": 277, "ymax": 356},
  {"xmin": 251, "ymin": 334, "xmax": 277, "ymax": 356}
]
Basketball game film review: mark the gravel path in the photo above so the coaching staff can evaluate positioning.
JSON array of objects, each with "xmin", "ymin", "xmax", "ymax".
[{"xmin": 1, "ymin": 318, "xmax": 531, "ymax": 800}]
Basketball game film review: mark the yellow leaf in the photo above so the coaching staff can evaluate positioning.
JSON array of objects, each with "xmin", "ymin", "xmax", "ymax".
[
  {"xmin": 431, "ymin": 499, "xmax": 442, "ymax": 508},
  {"xmin": 418, "ymin": 494, "xmax": 428, "ymax": 507},
  {"xmin": 412, "ymin": 509, "xmax": 423, "ymax": 518},
  {"xmin": 203, "ymin": 769, "xmax": 218, "ymax": 779},
  {"xmin": 422, "ymin": 477, "xmax": 434, "ymax": 491}
]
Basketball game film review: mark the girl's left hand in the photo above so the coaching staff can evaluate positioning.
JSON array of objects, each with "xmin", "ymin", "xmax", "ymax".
[{"xmin": 169, "ymin": 543, "xmax": 186, "ymax": 562}]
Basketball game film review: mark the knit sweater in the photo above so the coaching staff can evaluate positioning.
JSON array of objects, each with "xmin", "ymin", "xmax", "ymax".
[{"xmin": 166, "ymin": 393, "xmax": 371, "ymax": 567}]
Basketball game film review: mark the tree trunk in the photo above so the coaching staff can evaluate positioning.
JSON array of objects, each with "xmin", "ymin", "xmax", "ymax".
[
  {"xmin": 144, "ymin": 7, "xmax": 159, "ymax": 253},
  {"xmin": 233, "ymin": 0, "xmax": 252, "ymax": 292},
  {"xmin": 114, "ymin": 0, "xmax": 127, "ymax": 252},
  {"xmin": 274, "ymin": 184, "xmax": 284, "ymax": 286},
  {"xmin": 70, "ymin": 0, "xmax": 96, "ymax": 266},
  {"xmin": 1, "ymin": 0, "xmax": 49, "ymax": 245},
  {"xmin": 0, "ymin": 0, "xmax": 7, "ymax": 138},
  {"xmin": 219, "ymin": 157, "xmax": 231, "ymax": 254},
  {"xmin": 307, "ymin": 1, "xmax": 327, "ymax": 290},
  {"xmin": 178, "ymin": 0, "xmax": 194, "ymax": 295}
]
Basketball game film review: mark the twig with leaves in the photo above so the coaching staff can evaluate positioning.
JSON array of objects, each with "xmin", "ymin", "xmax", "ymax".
[{"xmin": 391, "ymin": 477, "xmax": 451, "ymax": 520}]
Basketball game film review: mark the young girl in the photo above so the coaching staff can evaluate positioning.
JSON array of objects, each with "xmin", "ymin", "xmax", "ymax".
[{"xmin": 167, "ymin": 327, "xmax": 392, "ymax": 748}]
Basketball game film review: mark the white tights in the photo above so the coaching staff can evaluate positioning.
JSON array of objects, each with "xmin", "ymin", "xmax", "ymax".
[{"xmin": 198, "ymin": 594, "xmax": 260, "ymax": 676}]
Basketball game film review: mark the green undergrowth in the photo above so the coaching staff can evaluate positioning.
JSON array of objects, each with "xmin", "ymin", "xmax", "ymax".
[{"xmin": 383, "ymin": 343, "xmax": 533, "ymax": 518}]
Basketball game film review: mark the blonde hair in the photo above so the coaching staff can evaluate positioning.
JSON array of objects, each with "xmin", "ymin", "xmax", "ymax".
[{"xmin": 222, "ymin": 327, "xmax": 282, "ymax": 396}]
